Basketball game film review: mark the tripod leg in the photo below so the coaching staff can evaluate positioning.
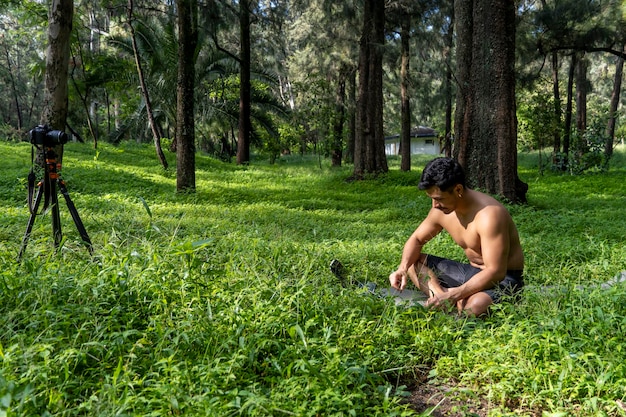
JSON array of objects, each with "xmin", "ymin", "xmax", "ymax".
[
  {"xmin": 49, "ymin": 177, "xmax": 63, "ymax": 250},
  {"xmin": 18, "ymin": 184, "xmax": 44, "ymax": 262},
  {"xmin": 58, "ymin": 180, "xmax": 93, "ymax": 255}
]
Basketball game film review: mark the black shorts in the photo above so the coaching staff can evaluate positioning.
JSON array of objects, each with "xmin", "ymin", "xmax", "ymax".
[{"xmin": 421, "ymin": 254, "xmax": 524, "ymax": 303}]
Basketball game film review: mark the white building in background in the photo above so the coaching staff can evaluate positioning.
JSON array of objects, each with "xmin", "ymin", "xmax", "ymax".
[{"xmin": 384, "ymin": 126, "xmax": 440, "ymax": 155}]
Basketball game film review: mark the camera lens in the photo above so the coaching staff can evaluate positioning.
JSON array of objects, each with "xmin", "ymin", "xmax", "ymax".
[{"xmin": 46, "ymin": 130, "xmax": 68, "ymax": 145}]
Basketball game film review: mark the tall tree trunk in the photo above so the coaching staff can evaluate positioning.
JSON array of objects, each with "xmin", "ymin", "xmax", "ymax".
[
  {"xmin": 453, "ymin": 0, "xmax": 471, "ymax": 161},
  {"xmin": 563, "ymin": 53, "xmax": 576, "ymax": 162},
  {"xmin": 443, "ymin": 2, "xmax": 454, "ymax": 158},
  {"xmin": 344, "ymin": 70, "xmax": 356, "ymax": 164},
  {"xmin": 353, "ymin": 0, "xmax": 387, "ymax": 178},
  {"xmin": 42, "ymin": 0, "xmax": 72, "ymax": 131},
  {"xmin": 331, "ymin": 68, "xmax": 347, "ymax": 167},
  {"xmin": 236, "ymin": 0, "xmax": 252, "ymax": 165},
  {"xmin": 400, "ymin": 14, "xmax": 411, "ymax": 172},
  {"xmin": 575, "ymin": 53, "xmax": 587, "ymax": 135},
  {"xmin": 605, "ymin": 45, "xmax": 625, "ymax": 166},
  {"xmin": 573, "ymin": 53, "xmax": 589, "ymax": 166},
  {"xmin": 453, "ymin": 0, "xmax": 527, "ymax": 203},
  {"xmin": 551, "ymin": 52, "xmax": 562, "ymax": 158},
  {"xmin": 539, "ymin": 0, "xmax": 561, "ymax": 166},
  {"xmin": 127, "ymin": 0, "xmax": 168, "ymax": 169},
  {"xmin": 42, "ymin": 0, "xmax": 73, "ymax": 166},
  {"xmin": 176, "ymin": 0, "xmax": 198, "ymax": 192},
  {"xmin": 105, "ymin": 90, "xmax": 111, "ymax": 135}
]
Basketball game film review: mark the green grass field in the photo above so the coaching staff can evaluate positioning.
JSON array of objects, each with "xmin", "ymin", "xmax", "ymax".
[{"xmin": 1, "ymin": 140, "xmax": 625, "ymax": 416}]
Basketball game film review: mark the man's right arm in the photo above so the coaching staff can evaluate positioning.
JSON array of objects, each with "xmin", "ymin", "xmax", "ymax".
[{"xmin": 390, "ymin": 210, "xmax": 443, "ymax": 290}]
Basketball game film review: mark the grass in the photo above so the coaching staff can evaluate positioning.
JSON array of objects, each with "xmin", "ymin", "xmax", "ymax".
[{"xmin": 1, "ymin": 140, "xmax": 625, "ymax": 416}]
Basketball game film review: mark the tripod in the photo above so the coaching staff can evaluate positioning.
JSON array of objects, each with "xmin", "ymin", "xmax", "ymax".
[{"xmin": 18, "ymin": 144, "xmax": 93, "ymax": 262}]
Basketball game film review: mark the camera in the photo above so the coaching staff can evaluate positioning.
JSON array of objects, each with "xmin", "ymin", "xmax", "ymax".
[{"xmin": 29, "ymin": 125, "xmax": 68, "ymax": 146}]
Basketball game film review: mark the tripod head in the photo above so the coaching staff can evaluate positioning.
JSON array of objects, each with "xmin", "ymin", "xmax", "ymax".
[
  {"xmin": 29, "ymin": 124, "xmax": 68, "ymax": 147},
  {"xmin": 29, "ymin": 124, "xmax": 67, "ymax": 177},
  {"xmin": 27, "ymin": 132, "xmax": 66, "ymax": 216}
]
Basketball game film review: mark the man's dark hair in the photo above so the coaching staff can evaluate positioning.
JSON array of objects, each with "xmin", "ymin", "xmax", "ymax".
[{"xmin": 418, "ymin": 157, "xmax": 466, "ymax": 191}]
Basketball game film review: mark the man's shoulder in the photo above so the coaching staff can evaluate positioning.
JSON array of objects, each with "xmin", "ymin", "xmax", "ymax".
[
  {"xmin": 477, "ymin": 201, "xmax": 507, "ymax": 215},
  {"xmin": 474, "ymin": 200, "xmax": 513, "ymax": 233},
  {"xmin": 472, "ymin": 191, "xmax": 508, "ymax": 213},
  {"xmin": 473, "ymin": 189, "xmax": 503, "ymax": 205}
]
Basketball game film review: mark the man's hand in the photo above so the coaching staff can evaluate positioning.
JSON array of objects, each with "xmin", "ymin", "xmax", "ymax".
[
  {"xmin": 426, "ymin": 288, "xmax": 461, "ymax": 312},
  {"xmin": 389, "ymin": 269, "xmax": 407, "ymax": 291}
]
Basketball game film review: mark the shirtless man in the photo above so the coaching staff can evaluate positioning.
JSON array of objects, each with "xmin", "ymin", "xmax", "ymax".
[{"xmin": 389, "ymin": 157, "xmax": 524, "ymax": 316}]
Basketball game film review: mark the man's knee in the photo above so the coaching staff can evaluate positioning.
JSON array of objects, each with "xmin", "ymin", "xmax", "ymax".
[
  {"xmin": 462, "ymin": 292, "xmax": 493, "ymax": 317},
  {"xmin": 411, "ymin": 254, "xmax": 430, "ymax": 276}
]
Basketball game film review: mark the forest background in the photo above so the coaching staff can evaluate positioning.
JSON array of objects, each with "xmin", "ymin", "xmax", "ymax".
[
  {"xmin": 1, "ymin": 0, "xmax": 625, "ymax": 181},
  {"xmin": 1, "ymin": 0, "xmax": 626, "ymax": 416}
]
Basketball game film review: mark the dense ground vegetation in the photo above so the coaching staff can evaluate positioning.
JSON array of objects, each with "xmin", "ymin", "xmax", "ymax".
[{"xmin": 1, "ymin": 141, "xmax": 625, "ymax": 416}]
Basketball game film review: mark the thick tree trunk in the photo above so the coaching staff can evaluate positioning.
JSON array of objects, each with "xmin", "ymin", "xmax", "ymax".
[
  {"xmin": 127, "ymin": 0, "xmax": 168, "ymax": 170},
  {"xmin": 453, "ymin": 0, "xmax": 526, "ymax": 203},
  {"xmin": 400, "ymin": 14, "xmax": 411, "ymax": 172},
  {"xmin": 42, "ymin": 0, "xmax": 72, "ymax": 131},
  {"xmin": 176, "ymin": 0, "xmax": 198, "ymax": 191},
  {"xmin": 42, "ymin": 0, "xmax": 73, "ymax": 166},
  {"xmin": 605, "ymin": 45, "xmax": 625, "ymax": 166},
  {"xmin": 353, "ymin": 0, "xmax": 387, "ymax": 178},
  {"xmin": 453, "ymin": 0, "xmax": 472, "ymax": 162},
  {"xmin": 236, "ymin": 0, "xmax": 252, "ymax": 165}
]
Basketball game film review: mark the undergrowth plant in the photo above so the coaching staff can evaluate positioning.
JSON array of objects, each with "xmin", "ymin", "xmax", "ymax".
[{"xmin": 1, "ymin": 141, "xmax": 625, "ymax": 416}]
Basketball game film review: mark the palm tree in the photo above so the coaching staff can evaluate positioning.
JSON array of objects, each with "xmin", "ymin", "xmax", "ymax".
[{"xmin": 107, "ymin": 8, "xmax": 288, "ymax": 163}]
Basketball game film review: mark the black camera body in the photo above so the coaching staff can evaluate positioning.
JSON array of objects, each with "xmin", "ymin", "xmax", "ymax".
[{"xmin": 29, "ymin": 125, "xmax": 68, "ymax": 146}]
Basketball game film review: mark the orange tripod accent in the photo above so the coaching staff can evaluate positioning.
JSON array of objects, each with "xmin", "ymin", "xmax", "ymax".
[{"xmin": 18, "ymin": 145, "xmax": 92, "ymax": 261}]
